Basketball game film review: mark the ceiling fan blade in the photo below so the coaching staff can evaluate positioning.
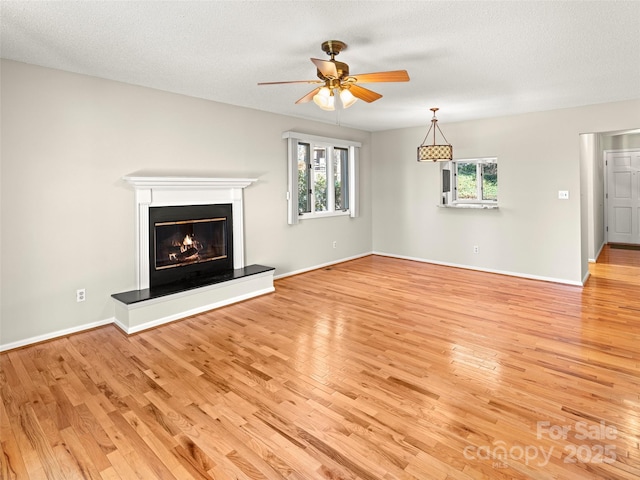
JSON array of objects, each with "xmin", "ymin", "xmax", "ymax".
[
  {"xmin": 349, "ymin": 84, "xmax": 382, "ymax": 103},
  {"xmin": 311, "ymin": 58, "xmax": 338, "ymax": 78},
  {"xmin": 350, "ymin": 70, "xmax": 410, "ymax": 83},
  {"xmin": 258, "ymin": 80, "xmax": 322, "ymax": 85},
  {"xmin": 295, "ymin": 87, "xmax": 321, "ymax": 104}
]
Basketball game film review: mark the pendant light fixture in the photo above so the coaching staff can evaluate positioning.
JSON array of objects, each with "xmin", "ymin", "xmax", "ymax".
[{"xmin": 417, "ymin": 107, "xmax": 453, "ymax": 162}]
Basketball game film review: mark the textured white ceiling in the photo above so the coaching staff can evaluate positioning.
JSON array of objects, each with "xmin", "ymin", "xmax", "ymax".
[{"xmin": 1, "ymin": 1, "xmax": 639, "ymax": 131}]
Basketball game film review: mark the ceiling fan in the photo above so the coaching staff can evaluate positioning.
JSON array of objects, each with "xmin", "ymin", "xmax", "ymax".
[{"xmin": 258, "ymin": 40, "xmax": 410, "ymax": 111}]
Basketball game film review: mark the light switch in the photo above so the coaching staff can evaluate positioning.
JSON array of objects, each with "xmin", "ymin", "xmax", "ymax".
[{"xmin": 558, "ymin": 190, "xmax": 570, "ymax": 200}]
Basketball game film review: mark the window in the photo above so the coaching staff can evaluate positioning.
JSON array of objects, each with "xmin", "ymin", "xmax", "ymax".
[
  {"xmin": 441, "ymin": 157, "xmax": 498, "ymax": 207},
  {"xmin": 285, "ymin": 132, "xmax": 360, "ymax": 224},
  {"xmin": 297, "ymin": 144, "xmax": 350, "ymax": 215}
]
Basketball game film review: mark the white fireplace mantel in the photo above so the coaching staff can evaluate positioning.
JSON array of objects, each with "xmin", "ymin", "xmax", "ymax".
[
  {"xmin": 123, "ymin": 174, "xmax": 257, "ymax": 290},
  {"xmin": 123, "ymin": 176, "xmax": 256, "ymax": 189}
]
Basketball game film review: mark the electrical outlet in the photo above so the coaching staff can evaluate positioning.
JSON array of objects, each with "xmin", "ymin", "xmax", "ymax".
[
  {"xmin": 473, "ymin": 246, "xmax": 479, "ymax": 254},
  {"xmin": 332, "ymin": 240, "xmax": 337, "ymax": 249},
  {"xmin": 76, "ymin": 289, "xmax": 86, "ymax": 302}
]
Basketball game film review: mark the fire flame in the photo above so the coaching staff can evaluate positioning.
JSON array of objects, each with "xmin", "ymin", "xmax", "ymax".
[{"xmin": 180, "ymin": 234, "xmax": 194, "ymax": 253}]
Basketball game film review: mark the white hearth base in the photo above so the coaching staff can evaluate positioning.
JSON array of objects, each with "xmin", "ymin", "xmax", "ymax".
[{"xmin": 112, "ymin": 267, "xmax": 274, "ymax": 334}]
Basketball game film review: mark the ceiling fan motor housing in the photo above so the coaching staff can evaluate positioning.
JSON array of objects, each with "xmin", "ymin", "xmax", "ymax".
[
  {"xmin": 317, "ymin": 61, "xmax": 349, "ymax": 81},
  {"xmin": 317, "ymin": 40, "xmax": 350, "ymax": 81}
]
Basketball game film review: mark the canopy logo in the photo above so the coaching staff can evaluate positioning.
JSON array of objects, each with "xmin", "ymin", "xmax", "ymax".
[{"xmin": 463, "ymin": 420, "xmax": 617, "ymax": 468}]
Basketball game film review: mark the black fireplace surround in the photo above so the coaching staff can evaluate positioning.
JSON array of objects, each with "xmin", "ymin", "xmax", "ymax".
[{"xmin": 148, "ymin": 204, "xmax": 233, "ymax": 288}]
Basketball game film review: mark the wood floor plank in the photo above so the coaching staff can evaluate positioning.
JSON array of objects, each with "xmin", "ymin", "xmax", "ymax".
[
  {"xmin": 2, "ymin": 246, "xmax": 640, "ymax": 478},
  {"xmin": 1, "ymin": 407, "xmax": 27, "ymax": 480},
  {"xmin": 107, "ymin": 408, "xmax": 176, "ymax": 479},
  {"xmin": 58, "ymin": 425, "xmax": 103, "ymax": 480}
]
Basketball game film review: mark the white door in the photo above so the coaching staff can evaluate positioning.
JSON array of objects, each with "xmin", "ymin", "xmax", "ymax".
[{"xmin": 606, "ymin": 150, "xmax": 640, "ymax": 244}]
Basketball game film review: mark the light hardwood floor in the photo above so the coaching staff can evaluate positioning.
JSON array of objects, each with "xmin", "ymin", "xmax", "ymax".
[{"xmin": 2, "ymin": 246, "xmax": 639, "ymax": 479}]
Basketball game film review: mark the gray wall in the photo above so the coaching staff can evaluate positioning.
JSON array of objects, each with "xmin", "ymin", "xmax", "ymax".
[
  {"xmin": 371, "ymin": 101, "xmax": 640, "ymax": 284},
  {"xmin": 0, "ymin": 60, "xmax": 373, "ymax": 348},
  {"xmin": 2, "ymin": 58, "xmax": 640, "ymax": 349}
]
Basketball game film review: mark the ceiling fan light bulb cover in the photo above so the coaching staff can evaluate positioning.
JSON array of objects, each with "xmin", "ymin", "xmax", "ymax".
[
  {"xmin": 313, "ymin": 87, "xmax": 331, "ymax": 107},
  {"xmin": 339, "ymin": 88, "xmax": 358, "ymax": 108},
  {"xmin": 320, "ymin": 95, "xmax": 335, "ymax": 111}
]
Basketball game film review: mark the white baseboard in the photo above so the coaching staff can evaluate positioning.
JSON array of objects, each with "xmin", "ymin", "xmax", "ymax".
[
  {"xmin": 0, "ymin": 317, "xmax": 115, "ymax": 353},
  {"xmin": 589, "ymin": 241, "xmax": 606, "ymax": 263},
  {"xmin": 372, "ymin": 251, "xmax": 584, "ymax": 286},
  {"xmin": 274, "ymin": 252, "xmax": 372, "ymax": 280}
]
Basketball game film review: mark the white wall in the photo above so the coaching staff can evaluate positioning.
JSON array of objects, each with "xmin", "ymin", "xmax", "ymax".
[
  {"xmin": 371, "ymin": 101, "xmax": 640, "ymax": 284},
  {"xmin": 0, "ymin": 60, "xmax": 373, "ymax": 348}
]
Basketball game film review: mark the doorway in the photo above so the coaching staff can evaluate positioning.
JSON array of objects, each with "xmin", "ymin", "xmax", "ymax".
[{"xmin": 605, "ymin": 148, "xmax": 640, "ymax": 245}]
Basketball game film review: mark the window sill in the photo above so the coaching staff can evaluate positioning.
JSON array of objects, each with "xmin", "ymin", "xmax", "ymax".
[
  {"xmin": 437, "ymin": 204, "xmax": 499, "ymax": 209},
  {"xmin": 299, "ymin": 210, "xmax": 351, "ymax": 220}
]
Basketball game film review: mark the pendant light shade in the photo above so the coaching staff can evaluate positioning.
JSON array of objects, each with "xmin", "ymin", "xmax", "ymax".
[{"xmin": 417, "ymin": 107, "xmax": 452, "ymax": 162}]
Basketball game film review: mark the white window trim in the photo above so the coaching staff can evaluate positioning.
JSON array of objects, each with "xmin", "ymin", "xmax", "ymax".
[
  {"xmin": 300, "ymin": 210, "xmax": 351, "ymax": 219},
  {"xmin": 284, "ymin": 131, "xmax": 360, "ymax": 224}
]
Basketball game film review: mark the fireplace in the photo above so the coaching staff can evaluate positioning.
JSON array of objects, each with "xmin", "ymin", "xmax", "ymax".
[
  {"xmin": 112, "ymin": 174, "xmax": 275, "ymax": 335},
  {"xmin": 119, "ymin": 174, "xmax": 259, "ymax": 290},
  {"xmin": 149, "ymin": 204, "xmax": 233, "ymax": 287},
  {"xmin": 113, "ymin": 174, "xmax": 274, "ymax": 335}
]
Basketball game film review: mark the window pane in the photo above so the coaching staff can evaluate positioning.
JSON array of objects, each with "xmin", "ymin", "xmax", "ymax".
[
  {"xmin": 297, "ymin": 143, "xmax": 310, "ymax": 213},
  {"xmin": 457, "ymin": 162, "xmax": 478, "ymax": 200},
  {"xmin": 313, "ymin": 147, "xmax": 328, "ymax": 212},
  {"xmin": 482, "ymin": 162, "xmax": 498, "ymax": 201},
  {"xmin": 333, "ymin": 147, "xmax": 349, "ymax": 210}
]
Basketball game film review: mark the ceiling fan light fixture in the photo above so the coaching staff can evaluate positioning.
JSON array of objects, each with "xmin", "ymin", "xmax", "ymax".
[
  {"xmin": 339, "ymin": 87, "xmax": 358, "ymax": 109},
  {"xmin": 417, "ymin": 107, "xmax": 453, "ymax": 162}
]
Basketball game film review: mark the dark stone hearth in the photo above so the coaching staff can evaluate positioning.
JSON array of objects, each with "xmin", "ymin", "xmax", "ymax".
[{"xmin": 112, "ymin": 264, "xmax": 274, "ymax": 306}]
